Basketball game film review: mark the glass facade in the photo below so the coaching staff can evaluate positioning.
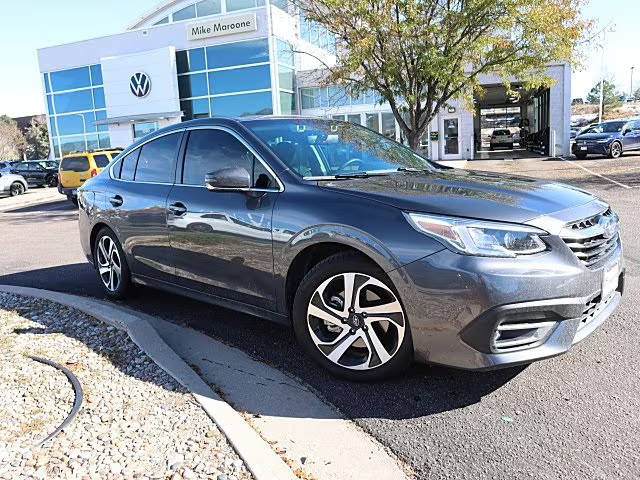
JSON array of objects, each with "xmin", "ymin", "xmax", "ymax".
[
  {"xmin": 178, "ymin": 38, "xmax": 273, "ymax": 119},
  {"xmin": 300, "ymin": 86, "xmax": 383, "ymax": 109},
  {"xmin": 44, "ymin": 64, "xmax": 110, "ymax": 158},
  {"xmin": 153, "ymin": 0, "xmax": 265, "ymax": 25},
  {"xmin": 299, "ymin": 13, "xmax": 336, "ymax": 55},
  {"xmin": 276, "ymin": 39, "xmax": 295, "ymax": 115}
]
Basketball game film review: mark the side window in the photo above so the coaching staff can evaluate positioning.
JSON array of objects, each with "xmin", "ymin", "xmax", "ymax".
[
  {"xmin": 119, "ymin": 149, "xmax": 140, "ymax": 181},
  {"xmin": 182, "ymin": 129, "xmax": 275, "ymax": 188},
  {"xmin": 93, "ymin": 154, "xmax": 110, "ymax": 168},
  {"xmin": 134, "ymin": 133, "xmax": 181, "ymax": 183}
]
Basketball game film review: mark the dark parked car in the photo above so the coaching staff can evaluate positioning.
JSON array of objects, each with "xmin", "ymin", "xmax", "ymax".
[
  {"xmin": 572, "ymin": 119, "xmax": 640, "ymax": 159},
  {"xmin": 77, "ymin": 117, "xmax": 624, "ymax": 381},
  {"xmin": 11, "ymin": 160, "xmax": 59, "ymax": 187}
]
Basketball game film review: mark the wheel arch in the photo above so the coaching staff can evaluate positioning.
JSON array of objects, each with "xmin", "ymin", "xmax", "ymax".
[
  {"xmin": 89, "ymin": 222, "xmax": 114, "ymax": 261},
  {"xmin": 277, "ymin": 225, "xmax": 403, "ymax": 318}
]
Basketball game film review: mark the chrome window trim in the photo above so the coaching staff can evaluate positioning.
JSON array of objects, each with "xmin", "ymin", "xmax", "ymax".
[
  {"xmin": 109, "ymin": 125, "xmax": 284, "ymax": 193},
  {"xmin": 109, "ymin": 128, "xmax": 186, "ymax": 185}
]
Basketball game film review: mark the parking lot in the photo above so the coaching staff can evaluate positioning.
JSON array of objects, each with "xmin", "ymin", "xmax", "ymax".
[{"xmin": 1, "ymin": 153, "xmax": 639, "ymax": 479}]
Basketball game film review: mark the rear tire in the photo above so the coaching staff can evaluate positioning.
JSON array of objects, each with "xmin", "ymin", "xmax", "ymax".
[
  {"xmin": 46, "ymin": 174, "xmax": 58, "ymax": 188},
  {"xmin": 93, "ymin": 227, "xmax": 132, "ymax": 300},
  {"xmin": 609, "ymin": 141, "xmax": 622, "ymax": 159},
  {"xmin": 9, "ymin": 182, "xmax": 25, "ymax": 196},
  {"xmin": 292, "ymin": 252, "xmax": 413, "ymax": 381}
]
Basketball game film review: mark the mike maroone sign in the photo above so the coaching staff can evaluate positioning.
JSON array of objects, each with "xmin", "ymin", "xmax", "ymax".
[{"xmin": 187, "ymin": 13, "xmax": 257, "ymax": 41}]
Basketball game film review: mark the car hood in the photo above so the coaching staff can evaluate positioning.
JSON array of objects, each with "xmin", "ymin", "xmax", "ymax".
[
  {"xmin": 318, "ymin": 169, "xmax": 596, "ymax": 224},
  {"xmin": 575, "ymin": 132, "xmax": 619, "ymax": 141}
]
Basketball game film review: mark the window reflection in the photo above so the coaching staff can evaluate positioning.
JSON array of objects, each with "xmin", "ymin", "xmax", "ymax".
[{"xmin": 210, "ymin": 91, "xmax": 273, "ymax": 117}]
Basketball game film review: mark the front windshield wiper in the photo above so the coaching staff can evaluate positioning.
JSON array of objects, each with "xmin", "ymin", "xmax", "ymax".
[
  {"xmin": 334, "ymin": 172, "xmax": 372, "ymax": 179},
  {"xmin": 396, "ymin": 167, "xmax": 434, "ymax": 173}
]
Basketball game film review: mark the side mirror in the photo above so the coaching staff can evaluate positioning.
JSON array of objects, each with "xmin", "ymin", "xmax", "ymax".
[
  {"xmin": 205, "ymin": 167, "xmax": 251, "ymax": 191},
  {"xmin": 623, "ymin": 128, "xmax": 631, "ymax": 135}
]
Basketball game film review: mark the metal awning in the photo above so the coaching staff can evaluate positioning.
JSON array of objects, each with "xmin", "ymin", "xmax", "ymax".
[{"xmin": 94, "ymin": 111, "xmax": 183, "ymax": 126}]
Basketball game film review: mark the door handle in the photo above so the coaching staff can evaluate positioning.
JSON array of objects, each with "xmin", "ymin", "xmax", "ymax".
[
  {"xmin": 168, "ymin": 202, "xmax": 187, "ymax": 216},
  {"xmin": 109, "ymin": 195, "xmax": 123, "ymax": 207}
]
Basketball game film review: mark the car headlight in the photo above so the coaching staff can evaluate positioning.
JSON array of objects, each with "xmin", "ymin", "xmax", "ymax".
[
  {"xmin": 405, "ymin": 213, "xmax": 548, "ymax": 257},
  {"xmin": 596, "ymin": 138, "xmax": 611, "ymax": 143}
]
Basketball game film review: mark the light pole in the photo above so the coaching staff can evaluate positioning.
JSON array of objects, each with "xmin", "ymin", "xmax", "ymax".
[{"xmin": 632, "ymin": 66, "xmax": 635, "ymax": 101}]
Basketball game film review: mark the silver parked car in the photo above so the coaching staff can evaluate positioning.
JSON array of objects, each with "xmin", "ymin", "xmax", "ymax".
[{"xmin": 0, "ymin": 172, "xmax": 28, "ymax": 197}]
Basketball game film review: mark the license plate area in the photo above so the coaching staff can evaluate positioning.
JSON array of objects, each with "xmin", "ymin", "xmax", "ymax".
[
  {"xmin": 580, "ymin": 146, "xmax": 587, "ymax": 150},
  {"xmin": 602, "ymin": 260, "xmax": 620, "ymax": 300}
]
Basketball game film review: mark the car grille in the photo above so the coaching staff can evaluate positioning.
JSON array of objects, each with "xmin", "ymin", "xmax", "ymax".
[
  {"xmin": 578, "ymin": 293, "xmax": 616, "ymax": 332},
  {"xmin": 561, "ymin": 208, "xmax": 619, "ymax": 268}
]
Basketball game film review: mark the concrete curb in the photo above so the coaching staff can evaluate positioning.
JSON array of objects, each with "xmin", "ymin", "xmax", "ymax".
[{"xmin": 0, "ymin": 285, "xmax": 296, "ymax": 480}]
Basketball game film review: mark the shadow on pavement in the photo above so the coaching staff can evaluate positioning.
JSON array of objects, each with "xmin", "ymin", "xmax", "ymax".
[
  {"xmin": 3, "ymin": 200, "xmax": 75, "ymax": 214},
  {"xmin": 2, "ymin": 263, "xmax": 525, "ymax": 421}
]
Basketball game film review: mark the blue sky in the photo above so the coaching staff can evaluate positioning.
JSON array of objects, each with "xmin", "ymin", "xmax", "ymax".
[{"xmin": 0, "ymin": 0, "xmax": 637, "ymax": 117}]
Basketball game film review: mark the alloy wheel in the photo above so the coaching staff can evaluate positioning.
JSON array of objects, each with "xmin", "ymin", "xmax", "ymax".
[
  {"xmin": 96, "ymin": 236, "xmax": 122, "ymax": 292},
  {"xmin": 306, "ymin": 272, "xmax": 405, "ymax": 370},
  {"xmin": 10, "ymin": 183, "xmax": 24, "ymax": 196},
  {"xmin": 611, "ymin": 142, "xmax": 622, "ymax": 158}
]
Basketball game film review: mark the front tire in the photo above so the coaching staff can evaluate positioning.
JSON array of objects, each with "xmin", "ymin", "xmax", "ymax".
[
  {"xmin": 46, "ymin": 175, "xmax": 58, "ymax": 188},
  {"xmin": 292, "ymin": 253, "xmax": 413, "ymax": 381},
  {"xmin": 9, "ymin": 182, "xmax": 25, "ymax": 196},
  {"xmin": 93, "ymin": 228, "xmax": 131, "ymax": 299},
  {"xmin": 609, "ymin": 141, "xmax": 622, "ymax": 159},
  {"xmin": 574, "ymin": 151, "xmax": 587, "ymax": 160}
]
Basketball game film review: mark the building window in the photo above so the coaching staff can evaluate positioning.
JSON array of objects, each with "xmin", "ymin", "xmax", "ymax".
[
  {"xmin": 44, "ymin": 64, "xmax": 109, "ymax": 158},
  {"xmin": 133, "ymin": 121, "xmax": 160, "ymax": 139},
  {"xmin": 177, "ymin": 38, "xmax": 272, "ymax": 120},
  {"xmin": 173, "ymin": 4, "xmax": 197, "ymax": 21},
  {"xmin": 208, "ymin": 65, "xmax": 271, "ymax": 94},
  {"xmin": 299, "ymin": 13, "xmax": 336, "ymax": 55},
  {"xmin": 210, "ymin": 91, "xmax": 273, "ymax": 116}
]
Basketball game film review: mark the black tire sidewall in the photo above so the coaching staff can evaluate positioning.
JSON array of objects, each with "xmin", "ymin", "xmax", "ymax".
[
  {"xmin": 10, "ymin": 182, "xmax": 23, "ymax": 196},
  {"xmin": 94, "ymin": 228, "xmax": 131, "ymax": 299},
  {"xmin": 575, "ymin": 152, "xmax": 587, "ymax": 160},
  {"xmin": 292, "ymin": 253, "xmax": 413, "ymax": 381}
]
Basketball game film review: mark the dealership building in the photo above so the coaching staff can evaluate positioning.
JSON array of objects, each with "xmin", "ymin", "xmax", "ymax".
[{"xmin": 38, "ymin": 0, "xmax": 572, "ymax": 161}]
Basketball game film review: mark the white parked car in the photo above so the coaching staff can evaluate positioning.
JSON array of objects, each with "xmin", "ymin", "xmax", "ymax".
[
  {"xmin": 0, "ymin": 172, "xmax": 28, "ymax": 197},
  {"xmin": 489, "ymin": 129, "xmax": 514, "ymax": 150}
]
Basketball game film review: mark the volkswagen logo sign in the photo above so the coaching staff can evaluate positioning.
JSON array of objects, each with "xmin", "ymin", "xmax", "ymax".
[
  {"xmin": 598, "ymin": 215, "xmax": 618, "ymax": 239},
  {"xmin": 130, "ymin": 72, "xmax": 151, "ymax": 98}
]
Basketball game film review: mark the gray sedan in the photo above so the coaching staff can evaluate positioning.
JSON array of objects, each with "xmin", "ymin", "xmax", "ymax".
[{"xmin": 76, "ymin": 117, "xmax": 624, "ymax": 381}]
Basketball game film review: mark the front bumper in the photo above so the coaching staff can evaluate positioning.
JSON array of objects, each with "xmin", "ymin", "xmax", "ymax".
[
  {"xmin": 572, "ymin": 142, "xmax": 610, "ymax": 155},
  {"xmin": 394, "ymin": 241, "xmax": 624, "ymax": 370}
]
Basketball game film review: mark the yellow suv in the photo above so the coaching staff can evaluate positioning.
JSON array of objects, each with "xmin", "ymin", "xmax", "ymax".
[{"xmin": 58, "ymin": 148, "xmax": 122, "ymax": 204}]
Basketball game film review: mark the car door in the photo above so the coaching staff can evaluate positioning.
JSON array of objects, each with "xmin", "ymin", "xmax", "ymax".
[
  {"xmin": 624, "ymin": 120, "xmax": 640, "ymax": 150},
  {"xmin": 167, "ymin": 126, "xmax": 280, "ymax": 311},
  {"xmin": 106, "ymin": 130, "xmax": 183, "ymax": 284}
]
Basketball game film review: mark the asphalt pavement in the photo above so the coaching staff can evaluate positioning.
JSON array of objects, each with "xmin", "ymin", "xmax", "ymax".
[{"xmin": 1, "ymin": 158, "xmax": 639, "ymax": 479}]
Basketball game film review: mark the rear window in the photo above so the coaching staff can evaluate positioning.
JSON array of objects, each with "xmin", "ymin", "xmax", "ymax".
[
  {"xmin": 93, "ymin": 154, "xmax": 110, "ymax": 168},
  {"xmin": 61, "ymin": 156, "xmax": 90, "ymax": 172},
  {"xmin": 493, "ymin": 130, "xmax": 511, "ymax": 136}
]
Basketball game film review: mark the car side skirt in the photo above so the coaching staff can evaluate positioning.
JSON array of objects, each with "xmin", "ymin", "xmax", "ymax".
[{"xmin": 131, "ymin": 274, "xmax": 289, "ymax": 326}]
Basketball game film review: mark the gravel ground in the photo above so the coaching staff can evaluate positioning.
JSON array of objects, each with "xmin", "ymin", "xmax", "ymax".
[{"xmin": 0, "ymin": 293, "xmax": 253, "ymax": 480}]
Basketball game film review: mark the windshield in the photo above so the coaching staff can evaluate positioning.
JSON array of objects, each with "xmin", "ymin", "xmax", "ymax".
[
  {"xmin": 584, "ymin": 122, "xmax": 625, "ymax": 134},
  {"xmin": 243, "ymin": 119, "xmax": 435, "ymax": 178}
]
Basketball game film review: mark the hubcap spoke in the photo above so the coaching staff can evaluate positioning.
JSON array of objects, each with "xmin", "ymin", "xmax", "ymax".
[
  {"xmin": 325, "ymin": 331, "xmax": 359, "ymax": 364},
  {"xmin": 359, "ymin": 299, "xmax": 403, "ymax": 317},
  {"xmin": 363, "ymin": 328, "xmax": 392, "ymax": 366},
  {"xmin": 308, "ymin": 301, "xmax": 343, "ymax": 328}
]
